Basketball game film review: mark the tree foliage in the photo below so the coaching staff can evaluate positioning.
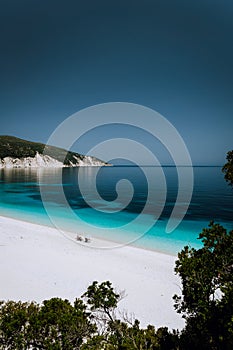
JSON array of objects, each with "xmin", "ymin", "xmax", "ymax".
[
  {"xmin": 172, "ymin": 151, "xmax": 233, "ymax": 349},
  {"xmin": 0, "ymin": 282, "xmax": 179, "ymax": 350},
  {"xmin": 82, "ymin": 281, "xmax": 120, "ymax": 322},
  {"xmin": 222, "ymin": 150, "xmax": 233, "ymax": 187},
  {"xmin": 173, "ymin": 223, "xmax": 233, "ymax": 348},
  {"xmin": 0, "ymin": 300, "xmax": 39, "ymax": 349},
  {"xmin": 0, "ymin": 297, "xmax": 96, "ymax": 350}
]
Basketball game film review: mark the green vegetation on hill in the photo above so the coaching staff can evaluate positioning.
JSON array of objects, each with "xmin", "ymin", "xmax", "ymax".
[{"xmin": 0, "ymin": 135, "xmax": 103, "ymax": 166}]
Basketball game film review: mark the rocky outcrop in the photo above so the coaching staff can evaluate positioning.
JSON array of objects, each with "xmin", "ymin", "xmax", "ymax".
[
  {"xmin": 71, "ymin": 155, "xmax": 106, "ymax": 167},
  {"xmin": 0, "ymin": 152, "xmax": 106, "ymax": 168},
  {"xmin": 0, "ymin": 135, "xmax": 108, "ymax": 168}
]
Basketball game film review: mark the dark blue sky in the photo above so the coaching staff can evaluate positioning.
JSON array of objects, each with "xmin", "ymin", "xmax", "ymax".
[{"xmin": 0, "ymin": 0, "xmax": 233, "ymax": 165}]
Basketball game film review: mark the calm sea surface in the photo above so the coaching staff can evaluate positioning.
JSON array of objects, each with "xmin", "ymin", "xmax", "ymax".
[{"xmin": 0, "ymin": 166, "xmax": 232, "ymax": 255}]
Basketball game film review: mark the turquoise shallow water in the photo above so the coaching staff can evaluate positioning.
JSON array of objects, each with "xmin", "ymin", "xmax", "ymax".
[{"xmin": 0, "ymin": 166, "xmax": 232, "ymax": 255}]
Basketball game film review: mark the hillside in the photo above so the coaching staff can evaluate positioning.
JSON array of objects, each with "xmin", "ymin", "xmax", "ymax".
[{"xmin": 0, "ymin": 135, "xmax": 106, "ymax": 167}]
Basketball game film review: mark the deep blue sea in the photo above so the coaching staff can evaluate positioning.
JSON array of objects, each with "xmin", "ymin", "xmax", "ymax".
[{"xmin": 0, "ymin": 166, "xmax": 232, "ymax": 255}]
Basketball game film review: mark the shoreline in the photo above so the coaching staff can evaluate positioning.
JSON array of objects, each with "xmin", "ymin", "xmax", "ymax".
[
  {"xmin": 0, "ymin": 215, "xmax": 184, "ymax": 330},
  {"xmin": 0, "ymin": 211, "xmax": 178, "ymax": 256}
]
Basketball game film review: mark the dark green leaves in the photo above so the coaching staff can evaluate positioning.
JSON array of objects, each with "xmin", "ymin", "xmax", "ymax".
[
  {"xmin": 0, "ymin": 297, "xmax": 95, "ymax": 350},
  {"xmin": 82, "ymin": 281, "xmax": 120, "ymax": 313},
  {"xmin": 222, "ymin": 150, "xmax": 233, "ymax": 187},
  {"xmin": 174, "ymin": 222, "xmax": 233, "ymax": 348}
]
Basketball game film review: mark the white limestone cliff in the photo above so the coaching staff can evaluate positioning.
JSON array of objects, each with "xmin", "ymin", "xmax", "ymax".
[
  {"xmin": 73, "ymin": 155, "xmax": 106, "ymax": 166},
  {"xmin": 0, "ymin": 152, "xmax": 106, "ymax": 168}
]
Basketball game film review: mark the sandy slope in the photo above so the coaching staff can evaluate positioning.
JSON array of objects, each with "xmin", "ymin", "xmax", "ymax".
[{"xmin": 0, "ymin": 215, "xmax": 184, "ymax": 330}]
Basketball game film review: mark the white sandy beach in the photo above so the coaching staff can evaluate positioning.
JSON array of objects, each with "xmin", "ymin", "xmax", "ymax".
[{"xmin": 0, "ymin": 215, "xmax": 184, "ymax": 330}]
